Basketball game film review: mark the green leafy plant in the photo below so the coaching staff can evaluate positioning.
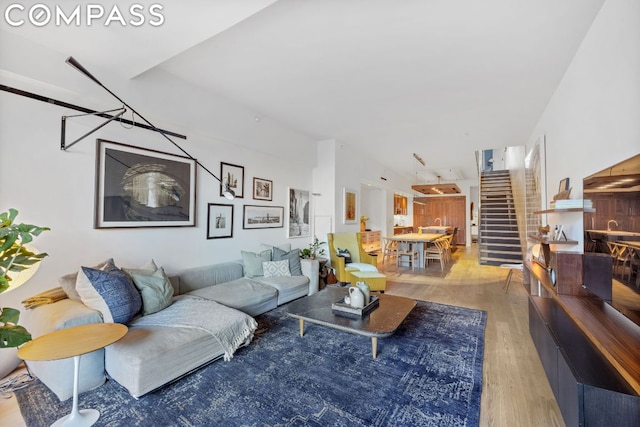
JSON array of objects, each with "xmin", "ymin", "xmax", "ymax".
[
  {"xmin": 308, "ymin": 236, "xmax": 326, "ymax": 259},
  {"xmin": 0, "ymin": 208, "xmax": 49, "ymax": 348},
  {"xmin": 299, "ymin": 248, "xmax": 312, "ymax": 259}
]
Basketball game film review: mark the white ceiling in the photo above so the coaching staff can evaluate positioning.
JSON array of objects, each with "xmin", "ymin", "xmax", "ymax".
[{"xmin": 2, "ymin": 0, "xmax": 605, "ymax": 184}]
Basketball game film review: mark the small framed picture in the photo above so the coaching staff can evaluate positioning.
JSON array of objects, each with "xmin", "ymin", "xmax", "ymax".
[
  {"xmin": 207, "ymin": 203, "xmax": 233, "ymax": 239},
  {"xmin": 343, "ymin": 187, "xmax": 358, "ymax": 224},
  {"xmin": 243, "ymin": 205, "xmax": 284, "ymax": 229},
  {"xmin": 253, "ymin": 177, "xmax": 273, "ymax": 201},
  {"xmin": 559, "ymin": 178, "xmax": 570, "ymax": 193},
  {"xmin": 288, "ymin": 188, "xmax": 310, "ymax": 238},
  {"xmin": 220, "ymin": 162, "xmax": 244, "ymax": 199}
]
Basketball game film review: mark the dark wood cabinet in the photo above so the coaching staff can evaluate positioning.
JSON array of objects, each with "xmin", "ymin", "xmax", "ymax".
[{"xmin": 529, "ymin": 297, "xmax": 640, "ymax": 426}]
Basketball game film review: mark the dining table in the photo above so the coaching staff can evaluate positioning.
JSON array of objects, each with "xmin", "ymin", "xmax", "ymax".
[{"xmin": 384, "ymin": 232, "xmax": 447, "ymax": 268}]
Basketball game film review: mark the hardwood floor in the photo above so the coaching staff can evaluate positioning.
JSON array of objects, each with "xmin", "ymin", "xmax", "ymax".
[{"xmin": 0, "ymin": 244, "xmax": 565, "ymax": 426}]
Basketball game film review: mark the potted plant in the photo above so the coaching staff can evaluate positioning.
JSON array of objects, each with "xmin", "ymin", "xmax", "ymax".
[
  {"xmin": 0, "ymin": 209, "xmax": 49, "ymax": 348},
  {"xmin": 308, "ymin": 236, "xmax": 326, "ymax": 260}
]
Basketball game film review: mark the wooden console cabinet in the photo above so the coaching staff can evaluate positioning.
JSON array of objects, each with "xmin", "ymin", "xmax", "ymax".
[
  {"xmin": 526, "ymin": 259, "xmax": 640, "ymax": 426},
  {"xmin": 361, "ymin": 230, "xmax": 381, "ymax": 253}
]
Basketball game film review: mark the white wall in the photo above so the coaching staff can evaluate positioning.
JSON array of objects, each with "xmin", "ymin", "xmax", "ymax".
[
  {"xmin": 0, "ymin": 37, "xmax": 317, "ymax": 308},
  {"xmin": 528, "ymin": 0, "xmax": 640, "ymax": 249}
]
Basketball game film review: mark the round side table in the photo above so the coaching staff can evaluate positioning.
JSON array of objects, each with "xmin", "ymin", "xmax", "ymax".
[{"xmin": 18, "ymin": 322, "xmax": 128, "ymax": 427}]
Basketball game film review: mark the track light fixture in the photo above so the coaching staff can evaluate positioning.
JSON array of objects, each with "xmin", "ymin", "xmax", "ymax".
[{"xmin": 64, "ymin": 56, "xmax": 234, "ymax": 199}]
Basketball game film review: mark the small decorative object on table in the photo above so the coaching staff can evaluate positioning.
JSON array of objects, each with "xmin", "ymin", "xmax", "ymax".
[
  {"xmin": 332, "ymin": 295, "xmax": 380, "ymax": 318},
  {"xmin": 360, "ymin": 215, "xmax": 369, "ymax": 232}
]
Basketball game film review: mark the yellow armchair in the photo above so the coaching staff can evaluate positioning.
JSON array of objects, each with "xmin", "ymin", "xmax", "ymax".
[{"xmin": 327, "ymin": 232, "xmax": 377, "ymax": 283}]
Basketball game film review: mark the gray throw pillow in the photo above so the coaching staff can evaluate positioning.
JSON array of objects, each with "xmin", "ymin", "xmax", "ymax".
[
  {"xmin": 130, "ymin": 268, "xmax": 174, "ymax": 315},
  {"xmin": 272, "ymin": 247, "xmax": 303, "ymax": 276},
  {"xmin": 241, "ymin": 249, "xmax": 272, "ymax": 278}
]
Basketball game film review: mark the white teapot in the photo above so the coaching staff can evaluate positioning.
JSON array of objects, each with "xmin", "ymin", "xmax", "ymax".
[{"xmin": 348, "ymin": 287, "xmax": 365, "ymax": 308}]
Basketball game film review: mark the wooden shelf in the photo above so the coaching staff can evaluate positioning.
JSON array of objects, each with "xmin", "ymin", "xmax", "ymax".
[
  {"xmin": 534, "ymin": 207, "xmax": 595, "ymax": 214},
  {"xmin": 528, "ymin": 234, "xmax": 579, "ymax": 245}
]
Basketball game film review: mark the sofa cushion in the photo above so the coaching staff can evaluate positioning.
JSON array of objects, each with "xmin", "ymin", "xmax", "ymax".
[
  {"xmin": 76, "ymin": 266, "xmax": 142, "ymax": 324},
  {"xmin": 130, "ymin": 268, "xmax": 174, "ymax": 315},
  {"xmin": 241, "ymin": 249, "xmax": 271, "ymax": 278},
  {"xmin": 106, "ymin": 326, "xmax": 225, "ymax": 398},
  {"xmin": 177, "ymin": 262, "xmax": 244, "ymax": 294},
  {"xmin": 59, "ymin": 258, "xmax": 116, "ymax": 301},
  {"xmin": 272, "ymin": 247, "xmax": 302, "ymax": 276},
  {"xmin": 262, "ymin": 260, "xmax": 291, "ymax": 277},
  {"xmin": 185, "ymin": 277, "xmax": 277, "ymax": 317},
  {"xmin": 253, "ymin": 275, "xmax": 310, "ymax": 305}
]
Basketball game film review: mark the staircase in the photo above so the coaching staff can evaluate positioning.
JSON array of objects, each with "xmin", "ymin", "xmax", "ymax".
[{"xmin": 479, "ymin": 170, "xmax": 523, "ymax": 266}]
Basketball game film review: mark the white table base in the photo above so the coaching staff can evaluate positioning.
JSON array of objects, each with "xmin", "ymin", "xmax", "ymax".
[{"xmin": 51, "ymin": 355, "xmax": 100, "ymax": 427}]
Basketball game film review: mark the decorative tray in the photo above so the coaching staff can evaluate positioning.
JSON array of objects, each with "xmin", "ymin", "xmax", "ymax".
[{"xmin": 331, "ymin": 295, "xmax": 380, "ymax": 318}]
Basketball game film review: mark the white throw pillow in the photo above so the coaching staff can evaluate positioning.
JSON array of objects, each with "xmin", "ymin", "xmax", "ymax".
[{"xmin": 262, "ymin": 260, "xmax": 292, "ymax": 277}]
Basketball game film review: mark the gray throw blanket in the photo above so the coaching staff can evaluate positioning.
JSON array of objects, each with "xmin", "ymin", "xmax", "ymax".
[{"xmin": 131, "ymin": 295, "xmax": 257, "ymax": 361}]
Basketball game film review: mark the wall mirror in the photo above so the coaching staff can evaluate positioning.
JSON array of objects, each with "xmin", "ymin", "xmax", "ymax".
[{"xmin": 583, "ymin": 153, "xmax": 640, "ymax": 327}]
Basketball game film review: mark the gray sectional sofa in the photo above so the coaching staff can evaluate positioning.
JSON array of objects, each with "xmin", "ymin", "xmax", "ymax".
[{"xmin": 23, "ymin": 256, "xmax": 319, "ymax": 400}]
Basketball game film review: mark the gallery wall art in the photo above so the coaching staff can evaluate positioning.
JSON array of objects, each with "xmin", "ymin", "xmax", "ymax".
[
  {"xmin": 95, "ymin": 139, "xmax": 196, "ymax": 228},
  {"xmin": 207, "ymin": 203, "xmax": 233, "ymax": 239},
  {"xmin": 288, "ymin": 188, "xmax": 310, "ymax": 238}
]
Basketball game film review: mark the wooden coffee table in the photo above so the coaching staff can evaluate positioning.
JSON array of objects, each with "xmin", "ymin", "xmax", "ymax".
[
  {"xmin": 285, "ymin": 287, "xmax": 416, "ymax": 359},
  {"xmin": 18, "ymin": 322, "xmax": 128, "ymax": 427}
]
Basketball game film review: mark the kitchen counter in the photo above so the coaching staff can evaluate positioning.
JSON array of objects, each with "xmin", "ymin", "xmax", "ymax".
[
  {"xmin": 586, "ymin": 230, "xmax": 640, "ymax": 239},
  {"xmin": 419, "ymin": 226, "xmax": 454, "ymax": 234},
  {"xmin": 393, "ymin": 226, "xmax": 414, "ymax": 234}
]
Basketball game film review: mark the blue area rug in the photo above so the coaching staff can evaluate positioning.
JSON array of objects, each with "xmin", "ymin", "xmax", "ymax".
[{"xmin": 15, "ymin": 300, "xmax": 486, "ymax": 426}]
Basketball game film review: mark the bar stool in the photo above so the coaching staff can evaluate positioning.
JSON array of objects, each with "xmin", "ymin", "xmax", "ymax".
[{"xmin": 500, "ymin": 263, "xmax": 523, "ymax": 293}]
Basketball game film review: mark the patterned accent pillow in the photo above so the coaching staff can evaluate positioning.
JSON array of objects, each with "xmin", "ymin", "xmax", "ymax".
[
  {"xmin": 272, "ymin": 247, "xmax": 302, "ymax": 276},
  {"xmin": 58, "ymin": 258, "xmax": 116, "ymax": 301},
  {"xmin": 76, "ymin": 266, "xmax": 142, "ymax": 324},
  {"xmin": 262, "ymin": 260, "xmax": 292, "ymax": 278}
]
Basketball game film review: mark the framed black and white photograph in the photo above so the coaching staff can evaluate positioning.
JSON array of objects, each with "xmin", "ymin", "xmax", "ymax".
[
  {"xmin": 207, "ymin": 203, "xmax": 233, "ymax": 239},
  {"xmin": 243, "ymin": 205, "xmax": 284, "ymax": 229},
  {"xmin": 95, "ymin": 139, "xmax": 196, "ymax": 228},
  {"xmin": 288, "ymin": 188, "xmax": 310, "ymax": 238},
  {"xmin": 253, "ymin": 177, "xmax": 273, "ymax": 201},
  {"xmin": 220, "ymin": 162, "xmax": 244, "ymax": 199},
  {"xmin": 343, "ymin": 187, "xmax": 358, "ymax": 224}
]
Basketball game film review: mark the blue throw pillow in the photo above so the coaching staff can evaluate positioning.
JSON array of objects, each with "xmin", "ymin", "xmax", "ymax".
[
  {"xmin": 273, "ymin": 247, "xmax": 303, "ymax": 276},
  {"xmin": 76, "ymin": 266, "xmax": 142, "ymax": 324}
]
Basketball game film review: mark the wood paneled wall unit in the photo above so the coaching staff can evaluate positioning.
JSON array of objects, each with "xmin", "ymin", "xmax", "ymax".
[{"xmin": 413, "ymin": 195, "xmax": 466, "ymax": 245}]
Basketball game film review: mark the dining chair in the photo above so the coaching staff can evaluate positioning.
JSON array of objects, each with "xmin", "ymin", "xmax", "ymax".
[
  {"xmin": 396, "ymin": 240, "xmax": 419, "ymax": 270},
  {"xmin": 424, "ymin": 238, "xmax": 446, "ymax": 271},
  {"xmin": 382, "ymin": 238, "xmax": 398, "ymax": 264},
  {"xmin": 442, "ymin": 235, "xmax": 454, "ymax": 262},
  {"xmin": 624, "ymin": 246, "xmax": 640, "ymax": 285},
  {"xmin": 607, "ymin": 242, "xmax": 630, "ymax": 278}
]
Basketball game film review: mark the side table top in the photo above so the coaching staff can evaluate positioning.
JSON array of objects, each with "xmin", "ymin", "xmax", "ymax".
[{"xmin": 18, "ymin": 323, "xmax": 128, "ymax": 362}]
